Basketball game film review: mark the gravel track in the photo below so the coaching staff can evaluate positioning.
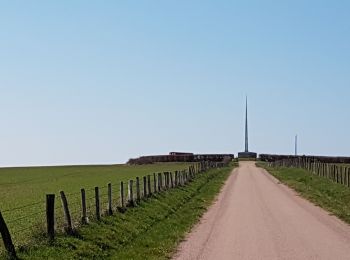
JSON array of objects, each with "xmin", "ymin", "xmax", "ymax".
[{"xmin": 173, "ymin": 161, "xmax": 350, "ymax": 260}]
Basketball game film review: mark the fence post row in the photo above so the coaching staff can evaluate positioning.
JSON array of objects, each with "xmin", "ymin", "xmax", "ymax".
[{"xmin": 269, "ymin": 158, "xmax": 350, "ymax": 188}]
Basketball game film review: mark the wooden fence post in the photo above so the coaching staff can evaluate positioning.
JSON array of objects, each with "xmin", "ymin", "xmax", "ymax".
[
  {"xmin": 107, "ymin": 183, "xmax": 113, "ymax": 215},
  {"xmin": 336, "ymin": 166, "xmax": 339, "ymax": 183},
  {"xmin": 163, "ymin": 172, "xmax": 167, "ymax": 189},
  {"xmin": 161, "ymin": 172, "xmax": 165, "ymax": 189},
  {"xmin": 170, "ymin": 172, "xmax": 174, "ymax": 188},
  {"xmin": 0, "ymin": 211, "xmax": 17, "ymax": 259},
  {"xmin": 153, "ymin": 173, "xmax": 157, "ymax": 193},
  {"xmin": 136, "ymin": 177, "xmax": 141, "ymax": 202},
  {"xmin": 81, "ymin": 189, "xmax": 89, "ymax": 224},
  {"xmin": 158, "ymin": 173, "xmax": 162, "ymax": 191},
  {"xmin": 340, "ymin": 167, "xmax": 342, "ymax": 185},
  {"xmin": 174, "ymin": 171, "xmax": 178, "ymax": 186},
  {"xmin": 60, "ymin": 191, "xmax": 73, "ymax": 234},
  {"xmin": 128, "ymin": 180, "xmax": 134, "ymax": 206},
  {"xmin": 344, "ymin": 167, "xmax": 347, "ymax": 186},
  {"xmin": 95, "ymin": 187, "xmax": 101, "ymax": 221},
  {"xmin": 120, "ymin": 182, "xmax": 125, "ymax": 208},
  {"xmin": 143, "ymin": 176, "xmax": 147, "ymax": 197},
  {"xmin": 168, "ymin": 172, "xmax": 171, "ymax": 187},
  {"xmin": 334, "ymin": 165, "xmax": 337, "ymax": 182},
  {"xmin": 46, "ymin": 194, "xmax": 55, "ymax": 242},
  {"xmin": 147, "ymin": 175, "xmax": 152, "ymax": 196}
]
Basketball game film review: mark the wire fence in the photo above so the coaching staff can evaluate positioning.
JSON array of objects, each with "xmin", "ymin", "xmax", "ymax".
[
  {"xmin": 0, "ymin": 161, "xmax": 228, "ymax": 257},
  {"xmin": 268, "ymin": 158, "xmax": 350, "ymax": 187}
]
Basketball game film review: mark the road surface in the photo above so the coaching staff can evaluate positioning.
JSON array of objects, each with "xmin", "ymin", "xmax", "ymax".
[{"xmin": 173, "ymin": 161, "xmax": 350, "ymax": 260}]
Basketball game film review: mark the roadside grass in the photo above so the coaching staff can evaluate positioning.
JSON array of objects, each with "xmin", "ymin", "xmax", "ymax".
[
  {"xmin": 257, "ymin": 162, "xmax": 350, "ymax": 224},
  {"xmin": 16, "ymin": 164, "xmax": 236, "ymax": 259}
]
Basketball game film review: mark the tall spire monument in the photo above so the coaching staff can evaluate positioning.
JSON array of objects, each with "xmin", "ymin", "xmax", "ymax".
[{"xmin": 238, "ymin": 96, "xmax": 257, "ymax": 159}]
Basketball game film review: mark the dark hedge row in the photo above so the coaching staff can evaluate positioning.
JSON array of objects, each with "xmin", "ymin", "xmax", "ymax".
[
  {"xmin": 127, "ymin": 154, "xmax": 235, "ymax": 165},
  {"xmin": 260, "ymin": 154, "xmax": 350, "ymax": 164}
]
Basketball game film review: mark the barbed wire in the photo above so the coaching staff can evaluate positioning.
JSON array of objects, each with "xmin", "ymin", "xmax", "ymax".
[
  {"xmin": 1, "ymin": 165, "xmax": 195, "ymax": 250},
  {"xmin": 11, "ymin": 226, "xmax": 37, "ymax": 236},
  {"xmin": 6, "ymin": 209, "xmax": 46, "ymax": 225},
  {"xmin": 1, "ymin": 200, "xmax": 45, "ymax": 213}
]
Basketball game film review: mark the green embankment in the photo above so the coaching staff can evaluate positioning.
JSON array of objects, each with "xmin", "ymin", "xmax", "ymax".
[
  {"xmin": 258, "ymin": 162, "xmax": 350, "ymax": 224},
  {"xmin": 14, "ymin": 164, "xmax": 235, "ymax": 259}
]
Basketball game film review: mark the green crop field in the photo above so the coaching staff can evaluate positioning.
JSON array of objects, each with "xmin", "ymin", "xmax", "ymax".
[
  {"xmin": 0, "ymin": 162, "xmax": 192, "ymax": 252},
  {"xmin": 16, "ymin": 164, "xmax": 235, "ymax": 259}
]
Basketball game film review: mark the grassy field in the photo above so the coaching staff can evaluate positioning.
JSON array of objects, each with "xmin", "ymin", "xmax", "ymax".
[
  {"xmin": 0, "ymin": 163, "xmax": 192, "ymax": 251},
  {"xmin": 258, "ymin": 162, "xmax": 350, "ymax": 224},
  {"xmin": 10, "ymin": 163, "xmax": 235, "ymax": 259}
]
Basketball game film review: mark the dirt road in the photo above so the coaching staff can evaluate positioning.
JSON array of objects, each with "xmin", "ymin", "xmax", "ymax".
[{"xmin": 173, "ymin": 161, "xmax": 350, "ymax": 260}]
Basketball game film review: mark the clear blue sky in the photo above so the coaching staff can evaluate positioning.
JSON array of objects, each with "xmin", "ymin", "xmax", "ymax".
[{"xmin": 1, "ymin": 1, "xmax": 349, "ymax": 166}]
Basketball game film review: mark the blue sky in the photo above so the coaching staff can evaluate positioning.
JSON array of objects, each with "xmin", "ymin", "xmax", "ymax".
[{"xmin": 1, "ymin": 1, "xmax": 349, "ymax": 166}]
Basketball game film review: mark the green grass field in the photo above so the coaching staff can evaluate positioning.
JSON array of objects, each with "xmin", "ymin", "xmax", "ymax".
[
  {"xmin": 258, "ymin": 162, "xmax": 350, "ymax": 224},
  {"xmin": 0, "ymin": 163, "xmax": 192, "ymax": 251},
  {"xmin": 15, "ymin": 164, "xmax": 234, "ymax": 259}
]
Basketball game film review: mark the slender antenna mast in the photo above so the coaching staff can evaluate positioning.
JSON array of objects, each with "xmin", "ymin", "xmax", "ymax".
[{"xmin": 245, "ymin": 96, "xmax": 248, "ymax": 153}]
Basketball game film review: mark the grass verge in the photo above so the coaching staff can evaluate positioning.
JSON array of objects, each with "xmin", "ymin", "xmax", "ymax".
[
  {"xmin": 15, "ymin": 164, "xmax": 235, "ymax": 260},
  {"xmin": 257, "ymin": 162, "xmax": 350, "ymax": 224}
]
